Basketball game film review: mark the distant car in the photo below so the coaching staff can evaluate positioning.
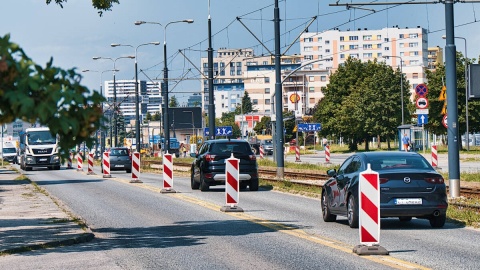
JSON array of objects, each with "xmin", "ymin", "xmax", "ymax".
[
  {"xmin": 262, "ymin": 140, "xmax": 274, "ymax": 155},
  {"xmin": 106, "ymin": 147, "xmax": 132, "ymax": 173},
  {"xmin": 191, "ymin": 139, "xmax": 259, "ymax": 191},
  {"xmin": 321, "ymin": 151, "xmax": 448, "ymax": 228}
]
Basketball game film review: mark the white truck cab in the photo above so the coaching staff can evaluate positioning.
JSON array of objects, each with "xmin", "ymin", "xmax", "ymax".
[{"xmin": 19, "ymin": 127, "xmax": 60, "ymax": 171}]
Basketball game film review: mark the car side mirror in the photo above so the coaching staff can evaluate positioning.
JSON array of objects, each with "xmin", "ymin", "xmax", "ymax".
[
  {"xmin": 190, "ymin": 153, "xmax": 196, "ymax": 158},
  {"xmin": 326, "ymin": 169, "xmax": 336, "ymax": 177}
]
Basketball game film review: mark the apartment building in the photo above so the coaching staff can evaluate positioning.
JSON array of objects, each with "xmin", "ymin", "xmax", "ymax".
[
  {"xmin": 103, "ymin": 80, "xmax": 162, "ymax": 123},
  {"xmin": 300, "ymin": 26, "xmax": 429, "ymax": 100},
  {"xmin": 427, "ymin": 46, "xmax": 443, "ymax": 71}
]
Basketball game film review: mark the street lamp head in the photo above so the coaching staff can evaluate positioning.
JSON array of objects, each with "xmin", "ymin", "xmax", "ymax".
[
  {"xmin": 441, "ymin": 35, "xmax": 446, "ymax": 39},
  {"xmin": 134, "ymin": 21, "xmax": 146, "ymax": 25},
  {"xmin": 93, "ymin": 57, "xmax": 101, "ymax": 60},
  {"xmin": 111, "ymin": 43, "xmax": 121, "ymax": 47},
  {"xmin": 150, "ymin": 42, "xmax": 161, "ymax": 45},
  {"xmin": 82, "ymin": 69, "xmax": 90, "ymax": 72},
  {"xmin": 183, "ymin": 19, "xmax": 194, "ymax": 23}
]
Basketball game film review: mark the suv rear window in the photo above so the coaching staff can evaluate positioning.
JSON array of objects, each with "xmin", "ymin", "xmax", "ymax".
[
  {"xmin": 110, "ymin": 148, "xmax": 129, "ymax": 156},
  {"xmin": 210, "ymin": 142, "xmax": 252, "ymax": 155}
]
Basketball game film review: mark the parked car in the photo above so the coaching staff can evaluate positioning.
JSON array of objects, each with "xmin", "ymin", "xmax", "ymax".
[
  {"xmin": 321, "ymin": 151, "xmax": 448, "ymax": 228},
  {"xmin": 261, "ymin": 140, "xmax": 274, "ymax": 155},
  {"xmin": 105, "ymin": 147, "xmax": 132, "ymax": 173},
  {"xmin": 191, "ymin": 139, "xmax": 259, "ymax": 191}
]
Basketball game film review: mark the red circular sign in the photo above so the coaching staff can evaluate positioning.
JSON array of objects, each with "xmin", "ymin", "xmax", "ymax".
[
  {"xmin": 289, "ymin": 93, "xmax": 300, "ymax": 103},
  {"xmin": 442, "ymin": 114, "xmax": 448, "ymax": 128},
  {"xmin": 416, "ymin": 97, "xmax": 429, "ymax": 109}
]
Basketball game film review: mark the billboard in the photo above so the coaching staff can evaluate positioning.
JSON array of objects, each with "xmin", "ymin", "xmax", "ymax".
[{"xmin": 468, "ymin": 64, "xmax": 480, "ymax": 99}]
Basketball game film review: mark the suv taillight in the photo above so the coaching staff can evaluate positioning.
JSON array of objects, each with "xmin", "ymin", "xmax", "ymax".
[
  {"xmin": 205, "ymin": 154, "xmax": 216, "ymax": 162},
  {"xmin": 249, "ymin": 154, "xmax": 256, "ymax": 161},
  {"xmin": 425, "ymin": 177, "xmax": 444, "ymax": 184}
]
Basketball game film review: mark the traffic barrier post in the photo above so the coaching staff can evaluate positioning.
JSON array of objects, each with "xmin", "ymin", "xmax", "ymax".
[
  {"xmin": 221, "ymin": 153, "xmax": 243, "ymax": 212},
  {"xmin": 259, "ymin": 145, "xmax": 264, "ymax": 159},
  {"xmin": 325, "ymin": 145, "xmax": 331, "ymax": 164},
  {"xmin": 295, "ymin": 146, "xmax": 301, "ymax": 162},
  {"xmin": 431, "ymin": 144, "xmax": 439, "ymax": 168},
  {"xmin": 87, "ymin": 153, "xmax": 95, "ymax": 175},
  {"xmin": 353, "ymin": 164, "xmax": 389, "ymax": 255},
  {"xmin": 161, "ymin": 153, "xmax": 176, "ymax": 193},
  {"xmin": 130, "ymin": 152, "xmax": 142, "ymax": 183},
  {"xmin": 102, "ymin": 152, "xmax": 111, "ymax": 178},
  {"xmin": 67, "ymin": 152, "xmax": 73, "ymax": 169},
  {"xmin": 76, "ymin": 153, "xmax": 83, "ymax": 171}
]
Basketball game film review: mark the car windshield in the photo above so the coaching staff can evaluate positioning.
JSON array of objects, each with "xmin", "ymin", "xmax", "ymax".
[
  {"xmin": 368, "ymin": 156, "xmax": 432, "ymax": 171},
  {"xmin": 2, "ymin": 148, "xmax": 16, "ymax": 154},
  {"xmin": 210, "ymin": 142, "xmax": 251, "ymax": 155}
]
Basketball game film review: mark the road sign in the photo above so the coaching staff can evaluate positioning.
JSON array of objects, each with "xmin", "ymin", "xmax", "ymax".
[
  {"xmin": 439, "ymin": 86, "xmax": 446, "ymax": 101},
  {"xmin": 415, "ymin": 83, "xmax": 428, "ymax": 97},
  {"xmin": 297, "ymin": 123, "xmax": 322, "ymax": 132},
  {"xmin": 417, "ymin": 114, "xmax": 428, "ymax": 125},
  {"xmin": 442, "ymin": 114, "xmax": 448, "ymax": 128},
  {"xmin": 415, "ymin": 109, "xmax": 429, "ymax": 115},
  {"xmin": 415, "ymin": 97, "xmax": 428, "ymax": 109},
  {"xmin": 204, "ymin": 126, "xmax": 233, "ymax": 137},
  {"xmin": 441, "ymin": 103, "xmax": 447, "ymax": 115}
]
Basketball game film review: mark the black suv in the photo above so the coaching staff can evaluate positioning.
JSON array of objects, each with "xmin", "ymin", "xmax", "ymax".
[
  {"xmin": 191, "ymin": 139, "xmax": 259, "ymax": 191},
  {"xmin": 107, "ymin": 147, "xmax": 132, "ymax": 173}
]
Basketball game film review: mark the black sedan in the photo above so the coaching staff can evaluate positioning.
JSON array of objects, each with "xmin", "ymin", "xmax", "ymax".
[
  {"xmin": 191, "ymin": 139, "xmax": 259, "ymax": 192},
  {"xmin": 321, "ymin": 151, "xmax": 448, "ymax": 228}
]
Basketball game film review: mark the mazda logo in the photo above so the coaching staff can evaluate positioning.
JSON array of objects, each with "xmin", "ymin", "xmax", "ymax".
[{"xmin": 404, "ymin": 177, "xmax": 411, "ymax": 184}]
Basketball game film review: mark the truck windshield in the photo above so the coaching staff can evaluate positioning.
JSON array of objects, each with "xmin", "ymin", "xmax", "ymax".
[
  {"xmin": 2, "ymin": 148, "xmax": 16, "ymax": 154},
  {"xmin": 28, "ymin": 131, "xmax": 56, "ymax": 145}
]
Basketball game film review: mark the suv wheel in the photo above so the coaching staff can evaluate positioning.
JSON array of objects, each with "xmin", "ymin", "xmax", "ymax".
[
  {"xmin": 191, "ymin": 168, "xmax": 200, "ymax": 189},
  {"xmin": 347, "ymin": 195, "xmax": 359, "ymax": 228},
  {"xmin": 321, "ymin": 190, "xmax": 337, "ymax": 222},
  {"xmin": 200, "ymin": 172, "xmax": 209, "ymax": 191}
]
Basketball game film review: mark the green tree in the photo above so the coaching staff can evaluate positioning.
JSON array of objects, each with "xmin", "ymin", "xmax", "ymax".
[
  {"xmin": 253, "ymin": 116, "xmax": 271, "ymax": 135},
  {"xmin": 145, "ymin": 112, "xmax": 153, "ymax": 121},
  {"xmin": 0, "ymin": 34, "xmax": 103, "ymax": 159},
  {"xmin": 314, "ymin": 57, "xmax": 408, "ymax": 151},
  {"xmin": 169, "ymin": 96, "xmax": 179, "ymax": 108},
  {"xmin": 425, "ymin": 52, "xmax": 480, "ymax": 145},
  {"xmin": 241, "ymin": 92, "xmax": 253, "ymax": 114},
  {"xmin": 152, "ymin": 112, "xmax": 161, "ymax": 121},
  {"xmin": 219, "ymin": 111, "xmax": 241, "ymax": 138}
]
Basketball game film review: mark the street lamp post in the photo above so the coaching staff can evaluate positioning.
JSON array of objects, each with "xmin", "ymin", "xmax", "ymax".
[
  {"xmin": 93, "ymin": 55, "xmax": 134, "ymax": 147},
  {"xmin": 383, "ymin": 55, "xmax": 404, "ymax": 125},
  {"xmin": 442, "ymin": 35, "xmax": 468, "ymax": 150},
  {"xmin": 82, "ymin": 69, "xmax": 118, "ymax": 154},
  {"xmin": 135, "ymin": 19, "xmax": 194, "ymax": 154},
  {"xmin": 112, "ymin": 42, "xmax": 160, "ymax": 153}
]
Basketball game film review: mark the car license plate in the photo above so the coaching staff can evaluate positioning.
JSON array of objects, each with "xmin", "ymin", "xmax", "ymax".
[
  {"xmin": 115, "ymin": 164, "xmax": 124, "ymax": 168},
  {"xmin": 39, "ymin": 158, "xmax": 48, "ymax": 162},
  {"xmin": 395, "ymin": 198, "xmax": 422, "ymax": 205}
]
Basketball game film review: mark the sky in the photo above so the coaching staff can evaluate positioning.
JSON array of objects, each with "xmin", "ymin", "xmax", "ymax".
[{"xmin": 2, "ymin": 0, "xmax": 480, "ymax": 104}]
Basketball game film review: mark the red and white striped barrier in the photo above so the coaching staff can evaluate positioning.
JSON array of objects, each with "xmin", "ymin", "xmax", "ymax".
[
  {"xmin": 259, "ymin": 145, "xmax": 264, "ymax": 159},
  {"xmin": 221, "ymin": 153, "xmax": 243, "ymax": 212},
  {"xmin": 295, "ymin": 146, "xmax": 301, "ymax": 162},
  {"xmin": 325, "ymin": 145, "xmax": 331, "ymax": 164},
  {"xmin": 130, "ymin": 152, "xmax": 142, "ymax": 183},
  {"xmin": 87, "ymin": 153, "xmax": 94, "ymax": 175},
  {"xmin": 102, "ymin": 152, "xmax": 111, "ymax": 178},
  {"xmin": 353, "ymin": 164, "xmax": 388, "ymax": 255},
  {"xmin": 161, "ymin": 153, "xmax": 176, "ymax": 193},
  {"xmin": 67, "ymin": 152, "xmax": 73, "ymax": 169},
  {"xmin": 76, "ymin": 153, "xmax": 83, "ymax": 171},
  {"xmin": 431, "ymin": 145, "xmax": 438, "ymax": 168}
]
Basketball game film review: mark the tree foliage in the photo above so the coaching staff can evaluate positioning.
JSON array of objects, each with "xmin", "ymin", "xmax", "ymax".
[
  {"xmin": 314, "ymin": 57, "xmax": 408, "ymax": 151},
  {"xmin": 169, "ymin": 96, "xmax": 179, "ymax": 108},
  {"xmin": 46, "ymin": 0, "xmax": 119, "ymax": 16},
  {"xmin": 425, "ymin": 52, "xmax": 480, "ymax": 139},
  {"xmin": 0, "ymin": 34, "xmax": 103, "ymax": 159}
]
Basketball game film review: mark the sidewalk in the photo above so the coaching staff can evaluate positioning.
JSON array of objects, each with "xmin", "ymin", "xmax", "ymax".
[{"xmin": 0, "ymin": 167, "xmax": 94, "ymax": 254}]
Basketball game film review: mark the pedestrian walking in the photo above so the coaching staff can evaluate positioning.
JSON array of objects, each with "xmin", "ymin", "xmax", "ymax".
[
  {"xmin": 402, "ymin": 133, "xmax": 410, "ymax": 152},
  {"xmin": 181, "ymin": 144, "xmax": 186, "ymax": 158},
  {"xmin": 322, "ymin": 137, "xmax": 328, "ymax": 150}
]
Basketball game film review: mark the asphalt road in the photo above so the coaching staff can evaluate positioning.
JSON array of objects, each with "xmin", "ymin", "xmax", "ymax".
[{"xmin": 1, "ymin": 165, "xmax": 479, "ymax": 269}]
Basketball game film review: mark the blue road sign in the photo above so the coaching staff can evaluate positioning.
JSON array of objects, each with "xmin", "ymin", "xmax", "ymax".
[
  {"xmin": 204, "ymin": 126, "xmax": 233, "ymax": 137},
  {"xmin": 417, "ymin": 114, "xmax": 428, "ymax": 125},
  {"xmin": 298, "ymin": 123, "xmax": 322, "ymax": 132}
]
